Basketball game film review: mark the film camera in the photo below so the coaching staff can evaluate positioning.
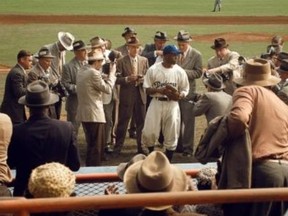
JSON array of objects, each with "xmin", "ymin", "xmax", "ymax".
[
  {"xmin": 102, "ymin": 50, "xmax": 122, "ymax": 74},
  {"xmin": 51, "ymin": 80, "xmax": 69, "ymax": 98}
]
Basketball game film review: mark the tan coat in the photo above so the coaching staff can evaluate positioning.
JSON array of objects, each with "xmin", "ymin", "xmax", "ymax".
[{"xmin": 76, "ymin": 65, "xmax": 116, "ymax": 123}]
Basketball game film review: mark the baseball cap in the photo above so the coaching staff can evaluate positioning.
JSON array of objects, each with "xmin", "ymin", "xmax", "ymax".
[{"xmin": 163, "ymin": 45, "xmax": 181, "ymax": 55}]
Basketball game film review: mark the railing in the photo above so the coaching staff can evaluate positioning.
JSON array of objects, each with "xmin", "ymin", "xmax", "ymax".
[{"xmin": 1, "ymin": 188, "xmax": 288, "ymax": 216}]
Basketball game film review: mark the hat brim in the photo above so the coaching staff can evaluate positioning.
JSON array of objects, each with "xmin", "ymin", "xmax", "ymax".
[
  {"xmin": 211, "ymin": 44, "xmax": 229, "ymax": 50},
  {"xmin": 35, "ymin": 55, "xmax": 55, "ymax": 59},
  {"xmin": 233, "ymin": 76, "xmax": 280, "ymax": 87},
  {"xmin": 126, "ymin": 43, "xmax": 141, "ymax": 47},
  {"xmin": 173, "ymin": 36, "xmax": 192, "ymax": 42},
  {"xmin": 58, "ymin": 32, "xmax": 74, "ymax": 51},
  {"xmin": 122, "ymin": 32, "xmax": 137, "ymax": 37},
  {"xmin": 123, "ymin": 160, "xmax": 187, "ymax": 211},
  {"xmin": 18, "ymin": 93, "xmax": 59, "ymax": 107},
  {"xmin": 154, "ymin": 37, "xmax": 169, "ymax": 41},
  {"xmin": 203, "ymin": 78, "xmax": 226, "ymax": 90}
]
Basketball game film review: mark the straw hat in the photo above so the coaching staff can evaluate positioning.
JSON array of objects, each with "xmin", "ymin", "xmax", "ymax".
[
  {"xmin": 28, "ymin": 162, "xmax": 75, "ymax": 198},
  {"xmin": 234, "ymin": 58, "xmax": 280, "ymax": 86},
  {"xmin": 123, "ymin": 151, "xmax": 187, "ymax": 211},
  {"xmin": 87, "ymin": 50, "xmax": 104, "ymax": 61}
]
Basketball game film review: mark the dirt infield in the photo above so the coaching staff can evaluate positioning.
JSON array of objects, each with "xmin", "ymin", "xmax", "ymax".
[{"xmin": 1, "ymin": 15, "xmax": 288, "ymax": 25}]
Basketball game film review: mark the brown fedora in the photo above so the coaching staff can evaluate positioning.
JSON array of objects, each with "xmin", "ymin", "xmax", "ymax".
[
  {"xmin": 123, "ymin": 151, "xmax": 187, "ymax": 211},
  {"xmin": 211, "ymin": 38, "xmax": 229, "ymax": 49},
  {"xmin": 126, "ymin": 36, "xmax": 141, "ymax": 47},
  {"xmin": 89, "ymin": 36, "xmax": 107, "ymax": 48},
  {"xmin": 234, "ymin": 58, "xmax": 280, "ymax": 86},
  {"xmin": 18, "ymin": 80, "xmax": 59, "ymax": 107}
]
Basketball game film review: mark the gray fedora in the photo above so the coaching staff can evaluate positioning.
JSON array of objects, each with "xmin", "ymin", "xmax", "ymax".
[
  {"xmin": 35, "ymin": 47, "xmax": 55, "ymax": 59},
  {"xmin": 18, "ymin": 80, "xmax": 59, "ymax": 107},
  {"xmin": 202, "ymin": 73, "xmax": 226, "ymax": 90}
]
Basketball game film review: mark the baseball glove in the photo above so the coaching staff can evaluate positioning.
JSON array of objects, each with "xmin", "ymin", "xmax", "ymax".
[{"xmin": 164, "ymin": 84, "xmax": 181, "ymax": 101}]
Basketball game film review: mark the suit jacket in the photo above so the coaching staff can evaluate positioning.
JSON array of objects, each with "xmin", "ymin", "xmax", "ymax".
[
  {"xmin": 141, "ymin": 43, "xmax": 157, "ymax": 66},
  {"xmin": 62, "ymin": 57, "xmax": 84, "ymax": 115},
  {"xmin": 195, "ymin": 115, "xmax": 252, "ymax": 189},
  {"xmin": 28, "ymin": 63, "xmax": 52, "ymax": 84},
  {"xmin": 0, "ymin": 64, "xmax": 27, "ymax": 124},
  {"xmin": 116, "ymin": 55, "xmax": 149, "ymax": 104},
  {"xmin": 8, "ymin": 115, "xmax": 80, "ymax": 196},
  {"xmin": 193, "ymin": 91, "xmax": 232, "ymax": 123},
  {"xmin": 76, "ymin": 65, "xmax": 116, "ymax": 122},
  {"xmin": 176, "ymin": 46, "xmax": 203, "ymax": 100}
]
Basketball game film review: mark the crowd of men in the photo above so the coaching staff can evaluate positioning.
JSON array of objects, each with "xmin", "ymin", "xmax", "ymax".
[{"xmin": 1, "ymin": 26, "xmax": 288, "ymax": 215}]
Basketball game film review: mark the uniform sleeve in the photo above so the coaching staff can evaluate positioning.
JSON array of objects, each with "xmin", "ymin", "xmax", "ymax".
[{"xmin": 178, "ymin": 69, "xmax": 190, "ymax": 97}]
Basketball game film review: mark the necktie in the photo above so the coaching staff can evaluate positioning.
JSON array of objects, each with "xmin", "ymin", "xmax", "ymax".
[
  {"xmin": 180, "ymin": 54, "xmax": 184, "ymax": 64},
  {"xmin": 132, "ymin": 58, "xmax": 138, "ymax": 75}
]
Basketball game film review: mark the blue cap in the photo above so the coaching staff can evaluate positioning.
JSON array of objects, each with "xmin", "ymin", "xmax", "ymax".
[{"xmin": 163, "ymin": 45, "xmax": 181, "ymax": 55}]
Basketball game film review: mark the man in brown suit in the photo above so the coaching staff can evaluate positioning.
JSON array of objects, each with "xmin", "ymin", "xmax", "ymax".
[{"xmin": 113, "ymin": 37, "xmax": 149, "ymax": 155}]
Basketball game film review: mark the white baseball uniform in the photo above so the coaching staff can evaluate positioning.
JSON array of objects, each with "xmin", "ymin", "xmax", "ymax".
[{"xmin": 142, "ymin": 62, "xmax": 189, "ymax": 151}]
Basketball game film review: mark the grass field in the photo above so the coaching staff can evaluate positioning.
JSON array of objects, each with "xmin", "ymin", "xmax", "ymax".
[{"xmin": 0, "ymin": 0, "xmax": 287, "ymax": 16}]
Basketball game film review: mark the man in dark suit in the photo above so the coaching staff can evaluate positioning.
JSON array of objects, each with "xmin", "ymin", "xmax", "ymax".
[
  {"xmin": 113, "ymin": 37, "xmax": 149, "ymax": 155},
  {"xmin": 141, "ymin": 31, "xmax": 168, "ymax": 67},
  {"xmin": 0, "ymin": 50, "xmax": 33, "ymax": 125},
  {"xmin": 8, "ymin": 80, "xmax": 80, "ymax": 196}
]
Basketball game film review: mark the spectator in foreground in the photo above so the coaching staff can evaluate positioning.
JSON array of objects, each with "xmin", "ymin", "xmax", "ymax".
[
  {"xmin": 8, "ymin": 80, "xmax": 80, "ymax": 196},
  {"xmin": 0, "ymin": 113, "xmax": 13, "ymax": 197},
  {"xmin": 28, "ymin": 162, "xmax": 76, "ymax": 216}
]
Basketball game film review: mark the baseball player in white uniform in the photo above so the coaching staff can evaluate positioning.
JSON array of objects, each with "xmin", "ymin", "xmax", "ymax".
[{"xmin": 142, "ymin": 45, "xmax": 189, "ymax": 161}]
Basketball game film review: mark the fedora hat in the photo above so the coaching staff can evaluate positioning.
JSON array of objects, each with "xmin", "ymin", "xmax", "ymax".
[
  {"xmin": 73, "ymin": 40, "xmax": 89, "ymax": 51},
  {"xmin": 35, "ymin": 47, "xmax": 55, "ymax": 59},
  {"xmin": 277, "ymin": 59, "xmax": 288, "ymax": 73},
  {"xmin": 211, "ymin": 38, "xmax": 229, "ymax": 50},
  {"xmin": 174, "ymin": 30, "xmax": 192, "ymax": 42},
  {"xmin": 28, "ymin": 162, "xmax": 75, "ymax": 198},
  {"xmin": 89, "ymin": 36, "xmax": 107, "ymax": 48},
  {"xmin": 202, "ymin": 73, "xmax": 226, "ymax": 90},
  {"xmin": 123, "ymin": 151, "xmax": 187, "ymax": 211},
  {"xmin": 121, "ymin": 27, "xmax": 137, "ymax": 37},
  {"xmin": 234, "ymin": 58, "xmax": 280, "ymax": 86},
  {"xmin": 18, "ymin": 80, "xmax": 59, "ymax": 107},
  {"xmin": 117, "ymin": 154, "xmax": 146, "ymax": 181},
  {"xmin": 154, "ymin": 31, "xmax": 168, "ymax": 41},
  {"xmin": 126, "ymin": 36, "xmax": 141, "ymax": 47},
  {"xmin": 87, "ymin": 50, "xmax": 104, "ymax": 61},
  {"xmin": 57, "ymin": 31, "xmax": 75, "ymax": 51}
]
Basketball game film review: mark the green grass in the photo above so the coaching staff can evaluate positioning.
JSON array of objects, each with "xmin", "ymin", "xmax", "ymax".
[
  {"xmin": 0, "ymin": 0, "xmax": 287, "ymax": 16},
  {"xmin": 0, "ymin": 24, "xmax": 287, "ymax": 66}
]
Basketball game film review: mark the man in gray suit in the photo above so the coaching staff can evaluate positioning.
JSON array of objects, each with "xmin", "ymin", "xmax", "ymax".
[
  {"xmin": 76, "ymin": 51, "xmax": 116, "ymax": 166},
  {"xmin": 175, "ymin": 30, "xmax": 203, "ymax": 157},
  {"xmin": 62, "ymin": 40, "xmax": 88, "ymax": 135},
  {"xmin": 1, "ymin": 50, "xmax": 33, "ymax": 125},
  {"xmin": 193, "ymin": 73, "xmax": 232, "ymax": 124},
  {"xmin": 113, "ymin": 37, "xmax": 149, "ymax": 155}
]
